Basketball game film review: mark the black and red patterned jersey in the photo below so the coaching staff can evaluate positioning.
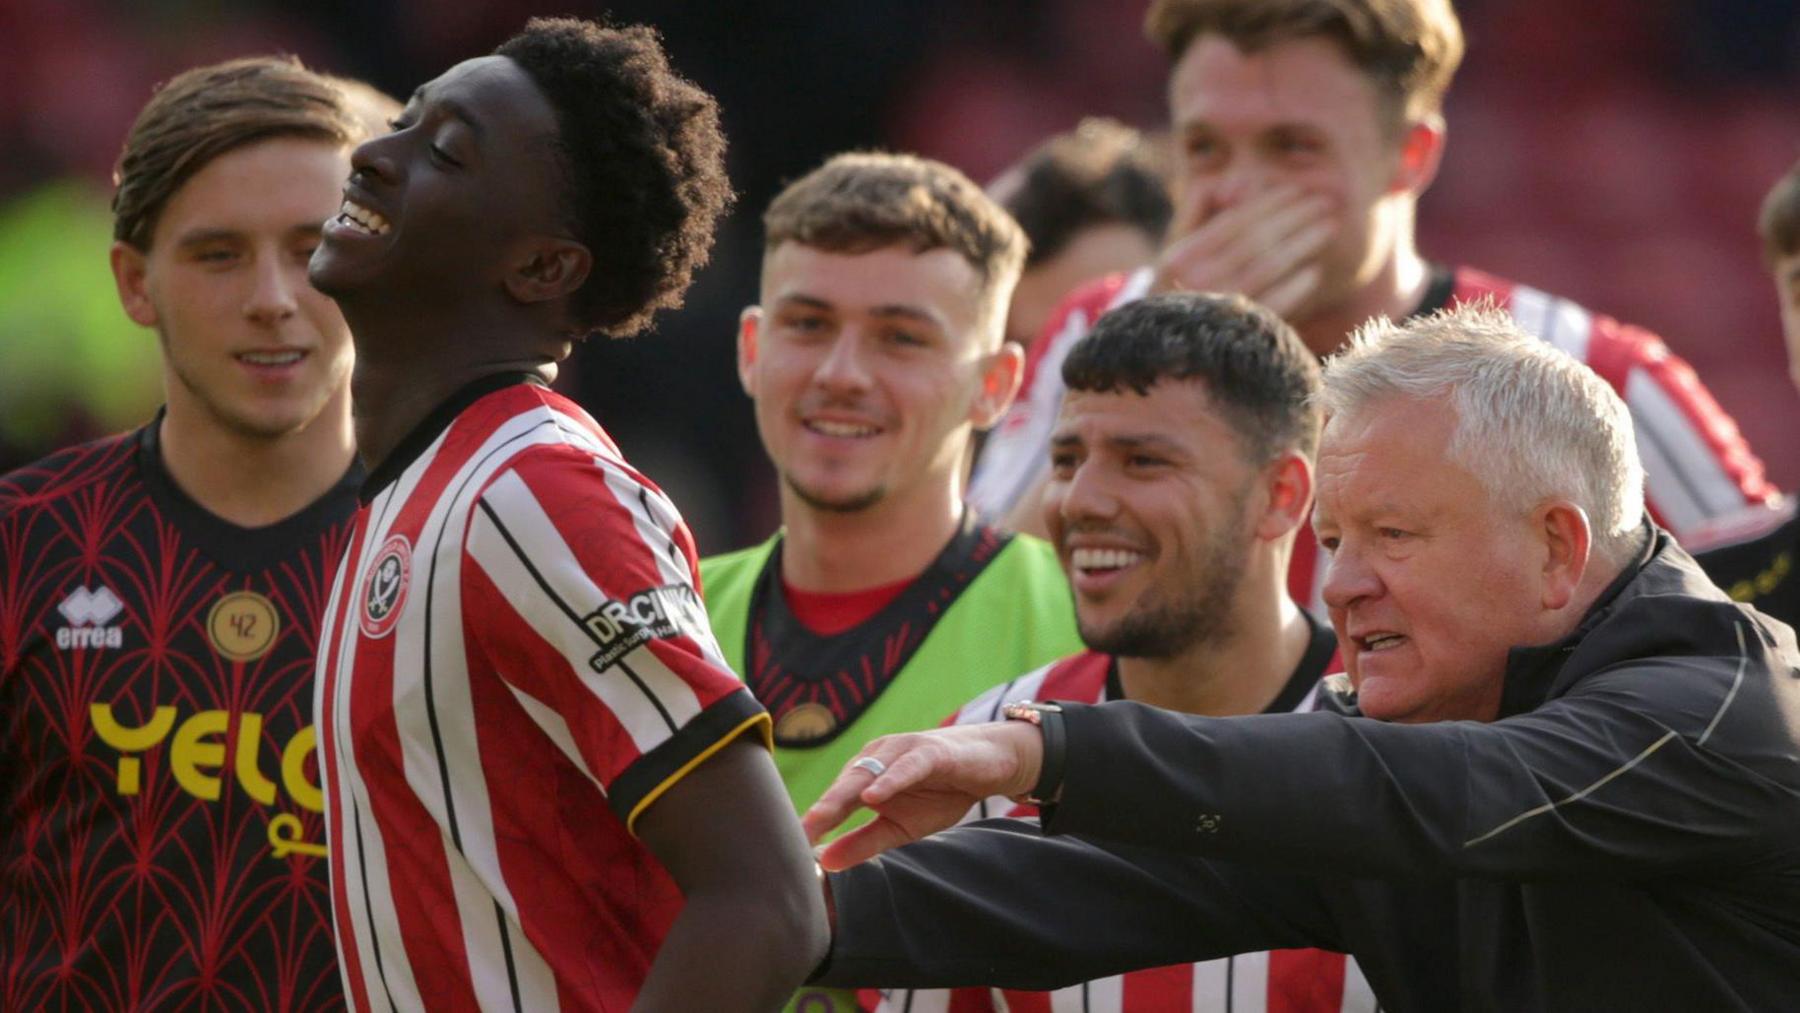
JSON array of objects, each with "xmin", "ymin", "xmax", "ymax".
[{"xmin": 0, "ymin": 418, "xmax": 359, "ymax": 1011}]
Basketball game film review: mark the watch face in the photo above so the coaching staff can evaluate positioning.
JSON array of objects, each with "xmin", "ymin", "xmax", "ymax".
[{"xmin": 1003, "ymin": 701, "xmax": 1048, "ymax": 725}]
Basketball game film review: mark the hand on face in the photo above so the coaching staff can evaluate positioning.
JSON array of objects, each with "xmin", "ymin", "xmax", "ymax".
[
  {"xmin": 1152, "ymin": 184, "xmax": 1333, "ymax": 319},
  {"xmin": 803, "ymin": 721, "xmax": 1044, "ymax": 869}
]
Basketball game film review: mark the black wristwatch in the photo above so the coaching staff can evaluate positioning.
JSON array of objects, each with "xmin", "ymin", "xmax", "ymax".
[{"xmin": 1001, "ymin": 701, "xmax": 1066, "ymax": 807}]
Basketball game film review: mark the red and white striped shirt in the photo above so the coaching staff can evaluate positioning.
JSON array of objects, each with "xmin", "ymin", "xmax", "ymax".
[
  {"xmin": 969, "ymin": 265, "xmax": 1777, "ymax": 614},
  {"xmin": 315, "ymin": 378, "xmax": 769, "ymax": 1012},
  {"xmin": 876, "ymin": 637, "xmax": 1377, "ymax": 1013}
]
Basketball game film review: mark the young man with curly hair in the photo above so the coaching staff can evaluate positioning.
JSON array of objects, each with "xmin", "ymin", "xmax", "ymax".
[{"xmin": 308, "ymin": 18, "xmax": 825, "ymax": 1011}]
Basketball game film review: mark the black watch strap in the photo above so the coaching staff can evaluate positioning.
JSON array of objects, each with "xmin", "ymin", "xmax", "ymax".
[{"xmin": 1002, "ymin": 701, "xmax": 1066, "ymax": 807}]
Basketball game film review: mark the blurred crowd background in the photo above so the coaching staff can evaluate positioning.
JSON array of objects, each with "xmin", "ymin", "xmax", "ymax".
[{"xmin": 1, "ymin": 0, "xmax": 1796, "ymax": 553}]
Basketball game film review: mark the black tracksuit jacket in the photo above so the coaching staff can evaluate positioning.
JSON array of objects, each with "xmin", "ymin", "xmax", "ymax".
[{"xmin": 821, "ymin": 529, "xmax": 1800, "ymax": 1010}]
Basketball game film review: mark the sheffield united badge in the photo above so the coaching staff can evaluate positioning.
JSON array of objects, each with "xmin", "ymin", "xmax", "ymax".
[{"xmin": 359, "ymin": 535, "xmax": 413, "ymax": 639}]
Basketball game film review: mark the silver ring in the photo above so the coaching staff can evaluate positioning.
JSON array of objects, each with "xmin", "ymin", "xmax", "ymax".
[{"xmin": 851, "ymin": 756, "xmax": 887, "ymax": 778}]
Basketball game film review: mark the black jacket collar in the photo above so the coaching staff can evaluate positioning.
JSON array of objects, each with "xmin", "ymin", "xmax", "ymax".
[{"xmin": 1496, "ymin": 522, "xmax": 1723, "ymax": 718}]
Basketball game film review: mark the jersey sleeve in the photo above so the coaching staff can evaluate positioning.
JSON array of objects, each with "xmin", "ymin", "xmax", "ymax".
[
  {"xmin": 968, "ymin": 272, "xmax": 1140, "ymax": 520},
  {"xmin": 460, "ymin": 446, "xmax": 770, "ymax": 833},
  {"xmin": 1583, "ymin": 316, "xmax": 1776, "ymax": 537}
]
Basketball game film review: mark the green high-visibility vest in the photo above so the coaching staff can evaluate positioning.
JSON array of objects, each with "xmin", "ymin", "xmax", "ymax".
[{"xmin": 701, "ymin": 530, "xmax": 1081, "ymax": 823}]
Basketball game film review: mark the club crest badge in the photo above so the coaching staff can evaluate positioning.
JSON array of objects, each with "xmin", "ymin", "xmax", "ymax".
[{"xmin": 359, "ymin": 535, "xmax": 413, "ymax": 639}]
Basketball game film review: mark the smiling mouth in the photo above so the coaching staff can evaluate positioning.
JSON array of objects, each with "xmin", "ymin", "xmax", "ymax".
[
  {"xmin": 237, "ymin": 350, "xmax": 306, "ymax": 366},
  {"xmin": 1070, "ymin": 547, "xmax": 1145, "ymax": 574},
  {"xmin": 333, "ymin": 198, "xmax": 390, "ymax": 236},
  {"xmin": 803, "ymin": 419, "xmax": 880, "ymax": 438}
]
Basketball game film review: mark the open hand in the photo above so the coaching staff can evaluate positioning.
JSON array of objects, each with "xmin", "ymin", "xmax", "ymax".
[
  {"xmin": 802, "ymin": 721, "xmax": 1044, "ymax": 870},
  {"xmin": 1152, "ymin": 184, "xmax": 1332, "ymax": 318}
]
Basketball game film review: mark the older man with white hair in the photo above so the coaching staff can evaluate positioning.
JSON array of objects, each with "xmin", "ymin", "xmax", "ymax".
[{"xmin": 801, "ymin": 304, "xmax": 1800, "ymax": 1012}]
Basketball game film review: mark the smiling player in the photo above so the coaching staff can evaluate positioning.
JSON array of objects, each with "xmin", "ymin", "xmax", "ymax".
[
  {"xmin": 0, "ymin": 57, "xmax": 377, "ymax": 1009},
  {"xmin": 308, "ymin": 18, "xmax": 824, "ymax": 1011}
]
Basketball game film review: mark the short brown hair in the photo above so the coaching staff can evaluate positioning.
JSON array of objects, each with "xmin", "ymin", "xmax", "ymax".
[
  {"xmin": 993, "ymin": 118, "xmax": 1172, "ymax": 270},
  {"xmin": 1144, "ymin": 0, "xmax": 1464, "ymax": 125},
  {"xmin": 113, "ymin": 56, "xmax": 362, "ymax": 250},
  {"xmin": 763, "ymin": 152, "xmax": 1027, "ymax": 319},
  {"xmin": 1759, "ymin": 159, "xmax": 1800, "ymax": 263}
]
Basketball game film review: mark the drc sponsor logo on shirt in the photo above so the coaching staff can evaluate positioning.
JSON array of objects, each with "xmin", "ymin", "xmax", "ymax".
[
  {"xmin": 55, "ymin": 585, "xmax": 125, "ymax": 649},
  {"xmin": 581, "ymin": 582, "xmax": 708, "ymax": 672}
]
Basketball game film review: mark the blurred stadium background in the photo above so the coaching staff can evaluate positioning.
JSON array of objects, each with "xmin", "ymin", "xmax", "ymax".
[{"xmin": 0, "ymin": 0, "xmax": 1794, "ymax": 553}]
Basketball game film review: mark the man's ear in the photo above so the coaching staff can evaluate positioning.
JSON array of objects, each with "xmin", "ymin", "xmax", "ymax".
[
  {"xmin": 737, "ymin": 306, "xmax": 762, "ymax": 397},
  {"xmin": 1253, "ymin": 451, "xmax": 1315, "ymax": 542},
  {"xmin": 110, "ymin": 242, "xmax": 158, "ymax": 329},
  {"xmin": 505, "ymin": 237, "xmax": 592, "ymax": 305},
  {"xmin": 1537, "ymin": 500, "xmax": 1592, "ymax": 611},
  {"xmin": 1391, "ymin": 114, "xmax": 1446, "ymax": 198},
  {"xmin": 971, "ymin": 340, "xmax": 1025, "ymax": 429}
]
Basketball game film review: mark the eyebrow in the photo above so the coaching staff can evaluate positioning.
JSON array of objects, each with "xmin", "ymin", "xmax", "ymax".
[
  {"xmin": 172, "ymin": 222, "xmax": 325, "ymax": 250},
  {"xmin": 1103, "ymin": 433, "xmax": 1186, "ymax": 454},
  {"xmin": 773, "ymin": 294, "xmax": 945, "ymax": 328},
  {"xmin": 406, "ymin": 89, "xmax": 486, "ymax": 136}
]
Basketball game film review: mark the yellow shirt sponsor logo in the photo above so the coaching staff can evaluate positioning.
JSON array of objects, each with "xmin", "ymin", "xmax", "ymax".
[{"xmin": 90, "ymin": 703, "xmax": 324, "ymax": 858}]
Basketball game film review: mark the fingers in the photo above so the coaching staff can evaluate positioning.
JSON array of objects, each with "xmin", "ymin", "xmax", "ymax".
[
  {"xmin": 1154, "ymin": 187, "xmax": 1334, "ymax": 311},
  {"xmin": 802, "ymin": 737, "xmax": 909, "ymax": 844},
  {"xmin": 816, "ymin": 816, "xmax": 917, "ymax": 871},
  {"xmin": 1258, "ymin": 264, "xmax": 1324, "ymax": 319}
]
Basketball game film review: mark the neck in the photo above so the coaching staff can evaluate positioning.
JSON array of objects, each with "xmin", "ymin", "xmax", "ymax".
[
  {"xmin": 1117, "ymin": 572, "xmax": 1313, "ymax": 717},
  {"xmin": 343, "ymin": 300, "xmax": 560, "ymax": 472},
  {"xmin": 157, "ymin": 392, "xmax": 355, "ymax": 528},
  {"xmin": 1294, "ymin": 217, "xmax": 1431, "ymax": 359},
  {"xmin": 777, "ymin": 477, "xmax": 965, "ymax": 593}
]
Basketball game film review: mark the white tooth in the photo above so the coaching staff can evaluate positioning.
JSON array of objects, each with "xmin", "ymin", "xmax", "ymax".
[
  {"xmin": 241, "ymin": 351, "xmax": 303, "ymax": 365},
  {"xmin": 1073, "ymin": 548, "xmax": 1143, "ymax": 570},
  {"xmin": 810, "ymin": 420, "xmax": 876, "ymax": 437}
]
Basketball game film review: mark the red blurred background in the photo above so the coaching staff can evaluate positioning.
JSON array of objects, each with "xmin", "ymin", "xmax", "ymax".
[{"xmin": 0, "ymin": 0, "xmax": 1793, "ymax": 551}]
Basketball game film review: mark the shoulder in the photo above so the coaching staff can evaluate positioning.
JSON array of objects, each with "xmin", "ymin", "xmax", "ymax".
[
  {"xmin": 1021, "ymin": 269, "xmax": 1152, "ymax": 374},
  {"xmin": 1688, "ymin": 500, "xmax": 1798, "ymax": 555},
  {"xmin": 948, "ymin": 651, "xmax": 1106, "ymax": 726},
  {"xmin": 0, "ymin": 431, "xmax": 137, "ymax": 515},
  {"xmin": 699, "ymin": 538, "xmax": 777, "ymax": 592},
  {"xmin": 971, "ymin": 531, "xmax": 1074, "ymax": 604}
]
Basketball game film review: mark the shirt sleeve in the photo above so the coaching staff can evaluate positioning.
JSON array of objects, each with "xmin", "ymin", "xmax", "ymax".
[
  {"xmin": 820, "ymin": 818, "xmax": 1337, "ymax": 992},
  {"xmin": 1045, "ymin": 637, "xmax": 1794, "ymax": 882},
  {"xmin": 1585, "ymin": 316, "xmax": 1777, "ymax": 536},
  {"xmin": 460, "ymin": 446, "xmax": 770, "ymax": 833}
]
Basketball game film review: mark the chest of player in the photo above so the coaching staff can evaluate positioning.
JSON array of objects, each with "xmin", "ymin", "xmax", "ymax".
[{"xmin": 2, "ymin": 539, "xmax": 333, "ymax": 852}]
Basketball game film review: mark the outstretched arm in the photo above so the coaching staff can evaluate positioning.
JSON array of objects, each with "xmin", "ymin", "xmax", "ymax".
[
  {"xmin": 818, "ymin": 818, "xmax": 1338, "ymax": 991},
  {"xmin": 635, "ymin": 736, "xmax": 828, "ymax": 1012}
]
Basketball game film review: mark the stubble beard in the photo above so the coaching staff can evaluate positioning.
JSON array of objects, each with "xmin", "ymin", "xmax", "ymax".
[
  {"xmin": 783, "ymin": 471, "xmax": 887, "ymax": 515},
  {"xmin": 1078, "ymin": 507, "xmax": 1248, "ymax": 660}
]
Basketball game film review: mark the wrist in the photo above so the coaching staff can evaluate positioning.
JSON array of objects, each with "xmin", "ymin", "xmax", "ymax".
[{"xmin": 1001, "ymin": 701, "xmax": 1066, "ymax": 806}]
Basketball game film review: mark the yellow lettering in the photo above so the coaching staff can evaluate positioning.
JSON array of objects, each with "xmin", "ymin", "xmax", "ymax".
[
  {"xmin": 268, "ymin": 813, "xmax": 328, "ymax": 859},
  {"xmin": 234, "ymin": 711, "xmax": 278, "ymax": 805},
  {"xmin": 171, "ymin": 710, "xmax": 229, "ymax": 801},
  {"xmin": 282, "ymin": 725, "xmax": 323, "ymax": 813},
  {"xmin": 89, "ymin": 703, "xmax": 177, "ymax": 795}
]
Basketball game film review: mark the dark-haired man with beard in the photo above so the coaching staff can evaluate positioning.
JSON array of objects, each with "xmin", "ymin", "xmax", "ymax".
[
  {"xmin": 308, "ymin": 18, "xmax": 823, "ymax": 1011},
  {"xmin": 877, "ymin": 294, "xmax": 1377, "ymax": 1013}
]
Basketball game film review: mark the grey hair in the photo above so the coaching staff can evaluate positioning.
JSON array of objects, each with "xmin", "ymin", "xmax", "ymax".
[{"xmin": 1318, "ymin": 302, "xmax": 1646, "ymax": 563}]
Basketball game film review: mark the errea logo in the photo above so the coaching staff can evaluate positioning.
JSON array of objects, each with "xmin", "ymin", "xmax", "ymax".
[{"xmin": 56, "ymin": 585, "xmax": 125, "ymax": 649}]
